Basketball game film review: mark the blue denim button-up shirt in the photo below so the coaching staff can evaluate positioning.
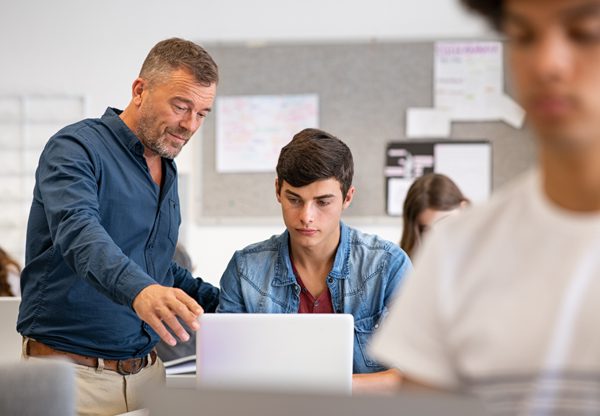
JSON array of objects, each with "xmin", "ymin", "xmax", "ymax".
[
  {"xmin": 217, "ymin": 222, "xmax": 412, "ymax": 373},
  {"xmin": 17, "ymin": 107, "xmax": 218, "ymax": 359}
]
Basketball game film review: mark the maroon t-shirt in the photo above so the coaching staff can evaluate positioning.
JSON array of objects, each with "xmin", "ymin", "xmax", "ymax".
[{"xmin": 291, "ymin": 260, "xmax": 334, "ymax": 313}]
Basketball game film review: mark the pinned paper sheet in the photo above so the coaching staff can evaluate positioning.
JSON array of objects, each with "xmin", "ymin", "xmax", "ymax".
[
  {"xmin": 216, "ymin": 94, "xmax": 318, "ymax": 173},
  {"xmin": 406, "ymin": 108, "xmax": 451, "ymax": 138},
  {"xmin": 406, "ymin": 41, "xmax": 524, "ymax": 138},
  {"xmin": 387, "ymin": 178, "xmax": 413, "ymax": 216}
]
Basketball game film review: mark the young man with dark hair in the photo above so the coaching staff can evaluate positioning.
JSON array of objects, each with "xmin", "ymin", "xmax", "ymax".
[
  {"xmin": 18, "ymin": 38, "xmax": 219, "ymax": 415},
  {"xmin": 218, "ymin": 128, "xmax": 412, "ymax": 391},
  {"xmin": 371, "ymin": 0, "xmax": 600, "ymax": 413}
]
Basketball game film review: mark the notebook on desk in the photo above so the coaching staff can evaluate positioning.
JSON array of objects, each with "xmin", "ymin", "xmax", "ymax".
[
  {"xmin": 164, "ymin": 354, "xmax": 196, "ymax": 375},
  {"xmin": 196, "ymin": 313, "xmax": 354, "ymax": 394},
  {"xmin": 0, "ymin": 297, "xmax": 22, "ymax": 362}
]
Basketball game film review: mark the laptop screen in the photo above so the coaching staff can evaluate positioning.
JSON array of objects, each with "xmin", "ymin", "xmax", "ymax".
[{"xmin": 196, "ymin": 313, "xmax": 354, "ymax": 394}]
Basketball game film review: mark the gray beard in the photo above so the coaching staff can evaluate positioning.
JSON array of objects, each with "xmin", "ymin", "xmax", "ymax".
[{"xmin": 137, "ymin": 122, "xmax": 182, "ymax": 160}]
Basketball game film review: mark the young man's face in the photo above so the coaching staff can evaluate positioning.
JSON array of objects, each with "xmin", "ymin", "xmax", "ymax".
[
  {"xmin": 505, "ymin": 0, "xmax": 600, "ymax": 153},
  {"xmin": 135, "ymin": 68, "xmax": 216, "ymax": 159},
  {"xmin": 276, "ymin": 178, "xmax": 354, "ymax": 251}
]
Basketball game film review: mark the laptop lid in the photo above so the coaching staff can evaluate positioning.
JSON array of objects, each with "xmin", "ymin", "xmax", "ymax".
[
  {"xmin": 196, "ymin": 313, "xmax": 354, "ymax": 394},
  {"xmin": 0, "ymin": 297, "xmax": 21, "ymax": 362}
]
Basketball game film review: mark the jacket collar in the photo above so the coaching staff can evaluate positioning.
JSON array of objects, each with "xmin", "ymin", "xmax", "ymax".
[{"xmin": 272, "ymin": 222, "xmax": 351, "ymax": 287}]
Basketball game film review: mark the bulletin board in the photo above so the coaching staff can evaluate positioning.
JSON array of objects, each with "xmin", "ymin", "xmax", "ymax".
[{"xmin": 195, "ymin": 41, "xmax": 535, "ymax": 220}]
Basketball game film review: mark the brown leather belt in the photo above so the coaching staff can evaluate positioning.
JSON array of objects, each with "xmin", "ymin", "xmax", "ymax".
[{"xmin": 26, "ymin": 339, "xmax": 157, "ymax": 376}]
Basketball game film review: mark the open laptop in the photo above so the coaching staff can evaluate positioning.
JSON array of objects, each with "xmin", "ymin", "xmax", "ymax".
[
  {"xmin": 196, "ymin": 313, "xmax": 354, "ymax": 394},
  {"xmin": 0, "ymin": 297, "xmax": 22, "ymax": 362}
]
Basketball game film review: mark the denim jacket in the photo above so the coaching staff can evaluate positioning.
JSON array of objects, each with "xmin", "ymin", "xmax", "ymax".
[{"xmin": 217, "ymin": 222, "xmax": 412, "ymax": 374}]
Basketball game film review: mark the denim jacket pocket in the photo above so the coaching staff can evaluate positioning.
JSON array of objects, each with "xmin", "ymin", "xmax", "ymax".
[{"xmin": 354, "ymin": 311, "xmax": 387, "ymax": 371}]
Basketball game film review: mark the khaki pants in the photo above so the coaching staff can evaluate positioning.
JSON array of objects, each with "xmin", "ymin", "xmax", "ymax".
[{"xmin": 23, "ymin": 338, "xmax": 165, "ymax": 416}]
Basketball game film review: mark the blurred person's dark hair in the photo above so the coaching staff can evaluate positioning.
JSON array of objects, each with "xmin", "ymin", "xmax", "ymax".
[{"xmin": 460, "ymin": 0, "xmax": 503, "ymax": 30}]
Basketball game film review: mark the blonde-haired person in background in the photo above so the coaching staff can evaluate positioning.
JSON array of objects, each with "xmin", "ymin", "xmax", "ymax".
[
  {"xmin": 0, "ymin": 247, "xmax": 21, "ymax": 297},
  {"xmin": 400, "ymin": 173, "xmax": 469, "ymax": 259}
]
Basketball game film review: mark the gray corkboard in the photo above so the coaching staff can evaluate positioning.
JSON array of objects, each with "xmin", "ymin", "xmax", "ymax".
[{"xmin": 196, "ymin": 41, "xmax": 535, "ymax": 221}]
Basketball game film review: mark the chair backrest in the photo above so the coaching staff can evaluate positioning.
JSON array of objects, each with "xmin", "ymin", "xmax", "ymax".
[
  {"xmin": 0, "ymin": 359, "xmax": 75, "ymax": 416},
  {"xmin": 0, "ymin": 297, "xmax": 21, "ymax": 362}
]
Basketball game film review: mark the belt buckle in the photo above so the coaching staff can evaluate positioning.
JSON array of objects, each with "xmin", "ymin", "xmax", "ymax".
[{"xmin": 117, "ymin": 357, "xmax": 144, "ymax": 376}]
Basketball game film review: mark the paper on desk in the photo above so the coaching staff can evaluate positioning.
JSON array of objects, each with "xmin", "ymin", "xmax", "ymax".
[{"xmin": 163, "ymin": 354, "xmax": 196, "ymax": 375}]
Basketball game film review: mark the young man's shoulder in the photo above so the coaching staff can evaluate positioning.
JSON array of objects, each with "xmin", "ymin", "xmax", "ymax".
[
  {"xmin": 234, "ymin": 232, "xmax": 285, "ymax": 258},
  {"xmin": 344, "ymin": 223, "xmax": 406, "ymax": 258},
  {"xmin": 226, "ymin": 233, "xmax": 287, "ymax": 282}
]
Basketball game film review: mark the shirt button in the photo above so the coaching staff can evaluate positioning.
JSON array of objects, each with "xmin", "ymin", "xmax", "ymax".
[{"xmin": 328, "ymin": 278, "xmax": 334, "ymax": 284}]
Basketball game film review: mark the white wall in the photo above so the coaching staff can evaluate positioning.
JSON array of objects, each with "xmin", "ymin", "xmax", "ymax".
[
  {"xmin": 0, "ymin": 0, "xmax": 489, "ymax": 285},
  {"xmin": 0, "ymin": 0, "xmax": 490, "ymax": 114}
]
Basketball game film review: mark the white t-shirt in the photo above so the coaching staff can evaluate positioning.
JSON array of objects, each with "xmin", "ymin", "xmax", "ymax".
[{"xmin": 370, "ymin": 169, "xmax": 600, "ymax": 415}]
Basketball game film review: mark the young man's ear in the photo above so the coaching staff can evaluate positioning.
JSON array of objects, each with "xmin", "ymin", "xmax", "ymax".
[
  {"xmin": 342, "ymin": 186, "xmax": 355, "ymax": 210},
  {"xmin": 275, "ymin": 178, "xmax": 281, "ymax": 203}
]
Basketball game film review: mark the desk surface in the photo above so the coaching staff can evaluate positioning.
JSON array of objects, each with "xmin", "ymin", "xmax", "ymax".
[
  {"xmin": 166, "ymin": 374, "xmax": 195, "ymax": 389},
  {"xmin": 145, "ymin": 385, "xmax": 487, "ymax": 416}
]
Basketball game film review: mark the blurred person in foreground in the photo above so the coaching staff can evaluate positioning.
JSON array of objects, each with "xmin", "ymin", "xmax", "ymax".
[{"xmin": 371, "ymin": 0, "xmax": 600, "ymax": 414}]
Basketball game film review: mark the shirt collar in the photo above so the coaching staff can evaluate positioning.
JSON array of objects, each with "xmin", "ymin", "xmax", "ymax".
[
  {"xmin": 101, "ymin": 107, "xmax": 177, "ymax": 175},
  {"xmin": 101, "ymin": 107, "xmax": 146, "ymax": 157}
]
